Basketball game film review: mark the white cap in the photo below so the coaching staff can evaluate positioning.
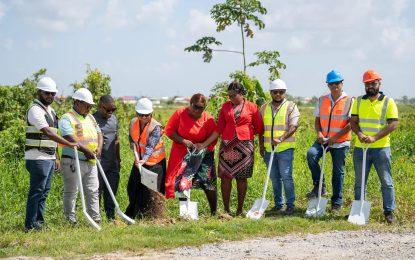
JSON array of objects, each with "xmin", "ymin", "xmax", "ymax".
[
  {"xmin": 72, "ymin": 88, "xmax": 95, "ymax": 105},
  {"xmin": 269, "ymin": 79, "xmax": 287, "ymax": 91},
  {"xmin": 135, "ymin": 98, "xmax": 153, "ymax": 114},
  {"xmin": 37, "ymin": 77, "xmax": 58, "ymax": 93}
]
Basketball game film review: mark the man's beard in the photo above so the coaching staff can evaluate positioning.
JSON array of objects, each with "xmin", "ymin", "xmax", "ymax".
[
  {"xmin": 365, "ymin": 88, "xmax": 379, "ymax": 97},
  {"xmin": 39, "ymin": 96, "xmax": 53, "ymax": 106}
]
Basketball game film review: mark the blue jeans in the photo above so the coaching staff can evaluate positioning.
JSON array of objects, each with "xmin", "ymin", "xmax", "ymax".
[
  {"xmin": 353, "ymin": 147, "xmax": 395, "ymax": 213},
  {"xmin": 306, "ymin": 141, "xmax": 349, "ymax": 205},
  {"xmin": 25, "ymin": 160, "xmax": 55, "ymax": 229},
  {"xmin": 264, "ymin": 149, "xmax": 295, "ymax": 208}
]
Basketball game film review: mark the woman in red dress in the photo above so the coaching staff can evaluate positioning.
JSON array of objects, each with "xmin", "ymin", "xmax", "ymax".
[
  {"xmin": 197, "ymin": 82, "xmax": 264, "ymax": 217},
  {"xmin": 164, "ymin": 93, "xmax": 218, "ymax": 215}
]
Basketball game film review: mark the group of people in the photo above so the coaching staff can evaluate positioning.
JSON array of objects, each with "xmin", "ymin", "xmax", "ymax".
[{"xmin": 24, "ymin": 69, "xmax": 399, "ymax": 231}]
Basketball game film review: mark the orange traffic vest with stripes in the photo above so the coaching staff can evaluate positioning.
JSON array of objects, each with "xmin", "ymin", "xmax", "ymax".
[
  {"xmin": 319, "ymin": 94, "xmax": 352, "ymax": 143},
  {"xmin": 130, "ymin": 117, "xmax": 165, "ymax": 166}
]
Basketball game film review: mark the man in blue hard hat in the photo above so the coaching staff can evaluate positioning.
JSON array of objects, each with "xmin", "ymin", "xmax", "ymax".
[{"xmin": 306, "ymin": 70, "xmax": 353, "ymax": 212}]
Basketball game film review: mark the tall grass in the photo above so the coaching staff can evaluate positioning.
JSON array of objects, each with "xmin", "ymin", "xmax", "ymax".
[{"xmin": 0, "ymin": 105, "xmax": 414, "ymax": 257}]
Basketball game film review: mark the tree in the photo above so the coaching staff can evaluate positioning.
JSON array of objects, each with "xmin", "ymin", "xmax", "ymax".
[
  {"xmin": 71, "ymin": 65, "xmax": 111, "ymax": 104},
  {"xmin": 185, "ymin": 0, "xmax": 285, "ymax": 80}
]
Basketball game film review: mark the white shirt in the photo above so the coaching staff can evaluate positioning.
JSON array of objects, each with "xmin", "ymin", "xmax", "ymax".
[{"xmin": 25, "ymin": 103, "xmax": 57, "ymax": 160}]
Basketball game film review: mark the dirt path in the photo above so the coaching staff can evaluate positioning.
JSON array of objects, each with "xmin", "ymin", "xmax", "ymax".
[{"xmin": 99, "ymin": 230, "xmax": 415, "ymax": 259}]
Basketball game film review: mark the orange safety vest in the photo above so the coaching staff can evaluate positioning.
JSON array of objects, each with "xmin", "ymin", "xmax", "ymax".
[
  {"xmin": 319, "ymin": 94, "xmax": 352, "ymax": 143},
  {"xmin": 130, "ymin": 117, "xmax": 165, "ymax": 166}
]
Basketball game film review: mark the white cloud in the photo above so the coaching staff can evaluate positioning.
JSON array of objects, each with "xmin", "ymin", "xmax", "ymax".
[
  {"xmin": 12, "ymin": 0, "xmax": 99, "ymax": 32},
  {"xmin": 103, "ymin": 0, "xmax": 129, "ymax": 29},
  {"xmin": 26, "ymin": 38, "xmax": 53, "ymax": 50},
  {"xmin": 0, "ymin": 2, "xmax": 5, "ymax": 20},
  {"xmin": 136, "ymin": 0, "xmax": 177, "ymax": 24},
  {"xmin": 187, "ymin": 9, "xmax": 215, "ymax": 34},
  {"xmin": 0, "ymin": 38, "xmax": 13, "ymax": 50},
  {"xmin": 381, "ymin": 26, "xmax": 415, "ymax": 59},
  {"xmin": 353, "ymin": 49, "xmax": 367, "ymax": 61}
]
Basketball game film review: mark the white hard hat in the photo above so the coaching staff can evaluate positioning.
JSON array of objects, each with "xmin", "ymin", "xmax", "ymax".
[
  {"xmin": 269, "ymin": 79, "xmax": 287, "ymax": 91},
  {"xmin": 72, "ymin": 88, "xmax": 95, "ymax": 105},
  {"xmin": 135, "ymin": 98, "xmax": 153, "ymax": 114},
  {"xmin": 37, "ymin": 77, "xmax": 58, "ymax": 93}
]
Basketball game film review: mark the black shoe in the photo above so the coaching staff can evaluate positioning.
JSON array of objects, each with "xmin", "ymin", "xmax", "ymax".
[
  {"xmin": 331, "ymin": 204, "xmax": 341, "ymax": 212},
  {"xmin": 306, "ymin": 185, "xmax": 326, "ymax": 199},
  {"xmin": 384, "ymin": 212, "xmax": 396, "ymax": 224},
  {"xmin": 285, "ymin": 206, "xmax": 295, "ymax": 215}
]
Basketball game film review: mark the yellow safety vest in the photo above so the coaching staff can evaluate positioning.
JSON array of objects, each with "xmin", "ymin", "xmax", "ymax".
[
  {"xmin": 262, "ymin": 101, "xmax": 296, "ymax": 153},
  {"xmin": 355, "ymin": 95, "xmax": 391, "ymax": 148},
  {"xmin": 61, "ymin": 110, "xmax": 99, "ymax": 163}
]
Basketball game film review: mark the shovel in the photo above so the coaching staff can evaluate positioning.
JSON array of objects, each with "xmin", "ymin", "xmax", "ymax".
[
  {"xmin": 305, "ymin": 144, "xmax": 329, "ymax": 217},
  {"xmin": 246, "ymin": 148, "xmax": 275, "ymax": 220},
  {"xmin": 73, "ymin": 147, "xmax": 101, "ymax": 230},
  {"xmin": 178, "ymin": 189, "xmax": 198, "ymax": 220},
  {"xmin": 348, "ymin": 145, "xmax": 371, "ymax": 225},
  {"xmin": 133, "ymin": 145, "xmax": 161, "ymax": 192},
  {"xmin": 95, "ymin": 158, "xmax": 136, "ymax": 225}
]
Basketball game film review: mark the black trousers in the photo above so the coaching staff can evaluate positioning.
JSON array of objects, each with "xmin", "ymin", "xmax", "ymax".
[
  {"xmin": 125, "ymin": 159, "xmax": 166, "ymax": 219},
  {"xmin": 98, "ymin": 163, "xmax": 120, "ymax": 220}
]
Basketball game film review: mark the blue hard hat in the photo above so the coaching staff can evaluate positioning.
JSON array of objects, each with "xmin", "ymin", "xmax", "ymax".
[{"xmin": 326, "ymin": 70, "xmax": 344, "ymax": 83}]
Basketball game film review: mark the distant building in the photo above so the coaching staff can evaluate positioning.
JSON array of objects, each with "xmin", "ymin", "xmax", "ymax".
[{"xmin": 119, "ymin": 96, "xmax": 137, "ymax": 104}]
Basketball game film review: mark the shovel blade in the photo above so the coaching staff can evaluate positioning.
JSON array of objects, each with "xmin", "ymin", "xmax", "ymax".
[
  {"xmin": 179, "ymin": 200, "xmax": 198, "ymax": 220},
  {"xmin": 246, "ymin": 199, "xmax": 269, "ymax": 220},
  {"xmin": 305, "ymin": 197, "xmax": 328, "ymax": 217},
  {"xmin": 348, "ymin": 200, "xmax": 371, "ymax": 225}
]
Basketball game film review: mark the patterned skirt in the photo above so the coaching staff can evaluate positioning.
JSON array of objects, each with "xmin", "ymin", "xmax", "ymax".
[{"xmin": 218, "ymin": 138, "xmax": 254, "ymax": 180}]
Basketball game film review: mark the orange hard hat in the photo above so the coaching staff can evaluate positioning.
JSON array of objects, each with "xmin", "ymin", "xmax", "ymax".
[{"xmin": 363, "ymin": 70, "xmax": 382, "ymax": 83}]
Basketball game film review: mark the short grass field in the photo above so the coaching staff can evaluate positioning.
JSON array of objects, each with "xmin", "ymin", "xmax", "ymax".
[{"xmin": 1, "ymin": 104, "xmax": 414, "ymax": 258}]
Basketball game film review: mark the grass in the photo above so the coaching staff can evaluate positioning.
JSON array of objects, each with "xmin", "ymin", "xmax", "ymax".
[{"xmin": 0, "ymin": 104, "xmax": 414, "ymax": 258}]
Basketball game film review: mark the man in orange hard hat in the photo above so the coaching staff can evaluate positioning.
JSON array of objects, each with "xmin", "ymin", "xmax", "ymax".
[{"xmin": 350, "ymin": 70, "xmax": 399, "ymax": 223}]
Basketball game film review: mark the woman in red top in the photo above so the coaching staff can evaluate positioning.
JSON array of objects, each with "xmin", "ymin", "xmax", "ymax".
[
  {"xmin": 197, "ymin": 82, "xmax": 264, "ymax": 216},
  {"xmin": 164, "ymin": 93, "xmax": 218, "ymax": 215}
]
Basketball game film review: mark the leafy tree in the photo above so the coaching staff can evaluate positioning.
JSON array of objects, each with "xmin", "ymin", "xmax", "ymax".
[
  {"xmin": 0, "ymin": 69, "xmax": 46, "ymax": 159},
  {"xmin": 71, "ymin": 65, "xmax": 111, "ymax": 104},
  {"xmin": 206, "ymin": 71, "xmax": 267, "ymax": 117},
  {"xmin": 185, "ymin": 0, "xmax": 285, "ymax": 80}
]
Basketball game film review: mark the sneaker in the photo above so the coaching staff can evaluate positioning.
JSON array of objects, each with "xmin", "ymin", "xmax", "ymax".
[
  {"xmin": 384, "ymin": 212, "xmax": 396, "ymax": 224},
  {"xmin": 331, "ymin": 204, "xmax": 341, "ymax": 212},
  {"xmin": 271, "ymin": 206, "xmax": 284, "ymax": 213},
  {"xmin": 306, "ymin": 185, "xmax": 326, "ymax": 199},
  {"xmin": 285, "ymin": 206, "xmax": 295, "ymax": 215}
]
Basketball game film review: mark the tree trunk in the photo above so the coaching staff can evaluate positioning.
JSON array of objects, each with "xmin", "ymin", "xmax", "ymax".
[{"xmin": 240, "ymin": 23, "xmax": 246, "ymax": 73}]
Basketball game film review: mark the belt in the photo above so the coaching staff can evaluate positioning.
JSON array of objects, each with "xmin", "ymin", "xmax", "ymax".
[{"xmin": 61, "ymin": 155, "xmax": 88, "ymax": 161}]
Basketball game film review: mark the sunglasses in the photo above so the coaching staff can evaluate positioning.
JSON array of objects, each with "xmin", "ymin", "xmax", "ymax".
[
  {"xmin": 328, "ymin": 81, "xmax": 343, "ymax": 86},
  {"xmin": 271, "ymin": 90, "xmax": 286, "ymax": 95},
  {"xmin": 42, "ymin": 91, "xmax": 56, "ymax": 96},
  {"xmin": 104, "ymin": 107, "xmax": 117, "ymax": 113},
  {"xmin": 137, "ymin": 113, "xmax": 151, "ymax": 117},
  {"xmin": 192, "ymin": 103, "xmax": 206, "ymax": 111},
  {"xmin": 79, "ymin": 101, "xmax": 92, "ymax": 109}
]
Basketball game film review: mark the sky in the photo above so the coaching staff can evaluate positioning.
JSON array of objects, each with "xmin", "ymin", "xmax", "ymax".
[{"xmin": 0, "ymin": 0, "xmax": 414, "ymax": 98}]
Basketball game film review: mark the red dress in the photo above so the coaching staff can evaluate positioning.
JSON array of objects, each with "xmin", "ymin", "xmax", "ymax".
[{"xmin": 164, "ymin": 107, "xmax": 217, "ymax": 198}]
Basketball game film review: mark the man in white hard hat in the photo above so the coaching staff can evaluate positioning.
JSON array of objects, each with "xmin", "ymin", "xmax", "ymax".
[
  {"xmin": 58, "ymin": 88, "xmax": 103, "ymax": 224},
  {"xmin": 259, "ymin": 79, "xmax": 300, "ymax": 215},
  {"xmin": 24, "ymin": 77, "xmax": 78, "ymax": 231},
  {"xmin": 125, "ymin": 98, "xmax": 166, "ymax": 219}
]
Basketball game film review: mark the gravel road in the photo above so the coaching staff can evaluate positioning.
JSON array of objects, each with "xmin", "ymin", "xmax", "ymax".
[{"xmin": 121, "ymin": 230, "xmax": 415, "ymax": 259}]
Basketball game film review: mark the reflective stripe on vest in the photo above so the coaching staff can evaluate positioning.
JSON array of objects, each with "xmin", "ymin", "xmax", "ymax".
[
  {"xmin": 319, "ymin": 95, "xmax": 352, "ymax": 143},
  {"xmin": 60, "ymin": 111, "xmax": 99, "ymax": 161},
  {"xmin": 25, "ymin": 100, "xmax": 58, "ymax": 155},
  {"xmin": 262, "ymin": 101, "xmax": 295, "ymax": 153},
  {"xmin": 357, "ymin": 96, "xmax": 389, "ymax": 134},
  {"xmin": 130, "ymin": 117, "xmax": 165, "ymax": 166}
]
